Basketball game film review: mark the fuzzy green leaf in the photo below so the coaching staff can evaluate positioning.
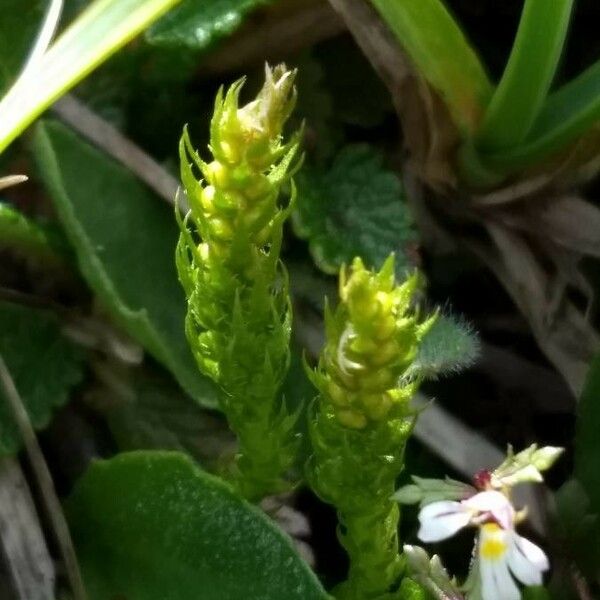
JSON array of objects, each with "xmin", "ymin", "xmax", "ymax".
[
  {"xmin": 33, "ymin": 120, "xmax": 217, "ymax": 408},
  {"xmin": 66, "ymin": 451, "xmax": 330, "ymax": 600},
  {"xmin": 0, "ymin": 301, "xmax": 85, "ymax": 455},
  {"xmin": 146, "ymin": 0, "xmax": 272, "ymax": 49},
  {"xmin": 293, "ymin": 145, "xmax": 417, "ymax": 277},
  {"xmin": 408, "ymin": 314, "xmax": 479, "ymax": 380}
]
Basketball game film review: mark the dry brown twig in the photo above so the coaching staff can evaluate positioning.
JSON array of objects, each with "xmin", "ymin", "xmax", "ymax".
[
  {"xmin": 0, "ymin": 355, "xmax": 88, "ymax": 600},
  {"xmin": 0, "ymin": 457, "xmax": 55, "ymax": 600}
]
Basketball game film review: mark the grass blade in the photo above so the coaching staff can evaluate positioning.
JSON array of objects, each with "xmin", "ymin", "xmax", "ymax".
[
  {"xmin": 369, "ymin": 0, "xmax": 491, "ymax": 135},
  {"xmin": 476, "ymin": 0, "xmax": 574, "ymax": 151},
  {"xmin": 481, "ymin": 59, "xmax": 600, "ymax": 172}
]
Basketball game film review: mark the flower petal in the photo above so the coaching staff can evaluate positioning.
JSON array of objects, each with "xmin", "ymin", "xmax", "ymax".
[
  {"xmin": 480, "ymin": 554, "xmax": 520, "ymax": 600},
  {"xmin": 507, "ymin": 532, "xmax": 549, "ymax": 585},
  {"xmin": 417, "ymin": 501, "xmax": 471, "ymax": 542},
  {"xmin": 464, "ymin": 490, "xmax": 515, "ymax": 529}
]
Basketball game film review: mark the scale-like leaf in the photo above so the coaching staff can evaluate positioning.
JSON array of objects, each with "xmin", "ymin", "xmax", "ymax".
[
  {"xmin": 67, "ymin": 451, "xmax": 330, "ymax": 600},
  {"xmin": 0, "ymin": 301, "xmax": 85, "ymax": 455},
  {"xmin": 147, "ymin": 0, "xmax": 272, "ymax": 50},
  {"xmin": 33, "ymin": 120, "xmax": 217, "ymax": 408},
  {"xmin": 293, "ymin": 144, "xmax": 417, "ymax": 276}
]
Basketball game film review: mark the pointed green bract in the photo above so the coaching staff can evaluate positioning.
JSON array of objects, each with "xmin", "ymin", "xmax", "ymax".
[
  {"xmin": 306, "ymin": 255, "xmax": 435, "ymax": 598},
  {"xmin": 177, "ymin": 65, "xmax": 302, "ymax": 500}
]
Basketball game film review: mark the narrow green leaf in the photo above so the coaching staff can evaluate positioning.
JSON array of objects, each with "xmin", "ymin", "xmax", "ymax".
[
  {"xmin": 369, "ymin": 0, "xmax": 492, "ymax": 134},
  {"xmin": 33, "ymin": 119, "xmax": 218, "ymax": 408},
  {"xmin": 67, "ymin": 451, "xmax": 330, "ymax": 600},
  {"xmin": 293, "ymin": 144, "xmax": 417, "ymax": 277},
  {"xmin": 147, "ymin": 0, "xmax": 272, "ymax": 50},
  {"xmin": 479, "ymin": 59, "xmax": 600, "ymax": 173},
  {"xmin": 0, "ymin": 0, "xmax": 183, "ymax": 154},
  {"xmin": 476, "ymin": 0, "xmax": 574, "ymax": 151},
  {"xmin": 0, "ymin": 300, "xmax": 85, "ymax": 455}
]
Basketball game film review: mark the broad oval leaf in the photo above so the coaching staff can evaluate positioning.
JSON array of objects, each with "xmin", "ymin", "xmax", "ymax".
[
  {"xmin": 0, "ymin": 300, "xmax": 85, "ymax": 455},
  {"xmin": 33, "ymin": 119, "xmax": 217, "ymax": 408},
  {"xmin": 67, "ymin": 451, "xmax": 331, "ymax": 600}
]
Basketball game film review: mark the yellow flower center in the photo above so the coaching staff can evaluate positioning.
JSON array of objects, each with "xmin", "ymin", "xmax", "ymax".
[{"xmin": 480, "ymin": 523, "xmax": 508, "ymax": 561}]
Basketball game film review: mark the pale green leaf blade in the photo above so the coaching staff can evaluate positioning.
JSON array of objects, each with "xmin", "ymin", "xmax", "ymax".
[
  {"xmin": 293, "ymin": 144, "xmax": 417, "ymax": 277},
  {"xmin": 369, "ymin": 0, "xmax": 491, "ymax": 134},
  {"xmin": 67, "ymin": 451, "xmax": 331, "ymax": 600},
  {"xmin": 146, "ymin": 0, "xmax": 272, "ymax": 49},
  {"xmin": 33, "ymin": 119, "xmax": 217, "ymax": 408},
  {"xmin": 476, "ymin": 0, "xmax": 574, "ymax": 151},
  {"xmin": 0, "ymin": 300, "xmax": 85, "ymax": 455},
  {"xmin": 479, "ymin": 60, "xmax": 600, "ymax": 173}
]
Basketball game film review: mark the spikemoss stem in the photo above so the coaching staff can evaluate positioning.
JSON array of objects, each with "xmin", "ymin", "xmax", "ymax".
[
  {"xmin": 176, "ymin": 66, "xmax": 302, "ymax": 501},
  {"xmin": 306, "ymin": 256, "xmax": 435, "ymax": 598}
]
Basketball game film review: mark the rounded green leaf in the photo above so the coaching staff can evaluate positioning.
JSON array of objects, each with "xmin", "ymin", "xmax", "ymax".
[
  {"xmin": 0, "ymin": 301, "xmax": 85, "ymax": 455},
  {"xmin": 67, "ymin": 451, "xmax": 330, "ymax": 600},
  {"xmin": 293, "ymin": 144, "xmax": 417, "ymax": 277}
]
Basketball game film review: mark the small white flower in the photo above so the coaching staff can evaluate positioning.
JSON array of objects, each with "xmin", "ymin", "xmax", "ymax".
[
  {"xmin": 417, "ymin": 490, "xmax": 515, "ymax": 542},
  {"xmin": 417, "ymin": 490, "xmax": 548, "ymax": 600},
  {"xmin": 477, "ymin": 523, "xmax": 549, "ymax": 600}
]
